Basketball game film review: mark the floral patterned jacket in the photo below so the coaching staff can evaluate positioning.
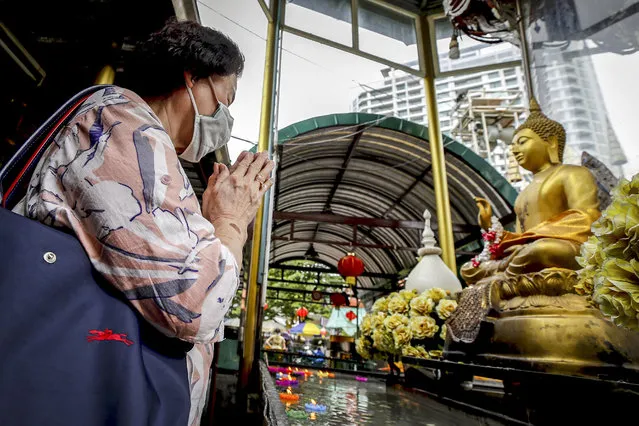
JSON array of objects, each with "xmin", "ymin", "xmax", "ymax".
[{"xmin": 13, "ymin": 86, "xmax": 239, "ymax": 425}]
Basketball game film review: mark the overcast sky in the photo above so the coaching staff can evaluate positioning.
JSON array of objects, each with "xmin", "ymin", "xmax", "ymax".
[{"xmin": 200, "ymin": 0, "xmax": 638, "ymax": 178}]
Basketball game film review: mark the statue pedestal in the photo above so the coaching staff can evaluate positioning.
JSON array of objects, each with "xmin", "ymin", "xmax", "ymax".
[{"xmin": 445, "ymin": 304, "xmax": 639, "ymax": 379}]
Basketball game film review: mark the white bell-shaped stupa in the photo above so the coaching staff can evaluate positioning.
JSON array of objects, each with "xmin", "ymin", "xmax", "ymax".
[{"xmin": 405, "ymin": 209, "xmax": 462, "ymax": 294}]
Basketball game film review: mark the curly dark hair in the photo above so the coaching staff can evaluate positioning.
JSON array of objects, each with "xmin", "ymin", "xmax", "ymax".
[{"xmin": 125, "ymin": 19, "xmax": 245, "ymax": 97}]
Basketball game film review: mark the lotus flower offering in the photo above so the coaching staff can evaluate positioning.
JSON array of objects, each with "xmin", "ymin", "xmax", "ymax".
[
  {"xmin": 276, "ymin": 374, "xmax": 299, "ymax": 387},
  {"xmin": 290, "ymin": 367, "xmax": 306, "ymax": 376},
  {"xmin": 286, "ymin": 409, "xmax": 307, "ymax": 420},
  {"xmin": 305, "ymin": 399, "xmax": 327, "ymax": 413},
  {"xmin": 276, "ymin": 379, "xmax": 299, "ymax": 387},
  {"xmin": 279, "ymin": 387, "xmax": 300, "ymax": 402}
]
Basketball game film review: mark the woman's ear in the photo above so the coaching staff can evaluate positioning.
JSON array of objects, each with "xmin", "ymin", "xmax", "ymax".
[{"xmin": 184, "ymin": 71, "xmax": 195, "ymax": 89}]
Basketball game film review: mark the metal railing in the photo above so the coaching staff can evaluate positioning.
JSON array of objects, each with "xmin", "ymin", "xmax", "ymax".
[
  {"xmin": 260, "ymin": 361, "xmax": 290, "ymax": 426},
  {"xmin": 262, "ymin": 349, "xmax": 387, "ymax": 377}
]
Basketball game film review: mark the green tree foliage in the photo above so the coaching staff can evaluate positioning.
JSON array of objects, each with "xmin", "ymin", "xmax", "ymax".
[
  {"xmin": 226, "ymin": 260, "xmax": 344, "ymax": 326},
  {"xmin": 266, "ymin": 260, "xmax": 342, "ymax": 325}
]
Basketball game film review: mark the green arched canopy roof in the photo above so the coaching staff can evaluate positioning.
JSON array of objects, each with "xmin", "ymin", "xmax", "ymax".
[{"xmin": 269, "ymin": 113, "xmax": 517, "ymax": 288}]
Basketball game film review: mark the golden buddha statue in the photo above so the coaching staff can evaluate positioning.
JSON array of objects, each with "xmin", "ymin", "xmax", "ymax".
[
  {"xmin": 460, "ymin": 98, "xmax": 600, "ymax": 292},
  {"xmin": 445, "ymin": 99, "xmax": 639, "ymax": 376}
]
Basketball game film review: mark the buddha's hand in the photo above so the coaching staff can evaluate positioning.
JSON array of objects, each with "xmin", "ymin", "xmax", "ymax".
[{"xmin": 474, "ymin": 196, "xmax": 493, "ymax": 230}]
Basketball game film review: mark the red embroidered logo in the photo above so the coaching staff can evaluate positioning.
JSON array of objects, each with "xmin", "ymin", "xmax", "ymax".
[{"xmin": 87, "ymin": 329, "xmax": 134, "ymax": 346}]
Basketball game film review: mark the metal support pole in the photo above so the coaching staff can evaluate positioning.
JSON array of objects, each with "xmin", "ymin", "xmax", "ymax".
[
  {"xmin": 351, "ymin": 0, "xmax": 359, "ymax": 50},
  {"xmin": 515, "ymin": 0, "xmax": 535, "ymax": 100},
  {"xmin": 239, "ymin": 0, "xmax": 281, "ymax": 390},
  {"xmin": 417, "ymin": 15, "xmax": 456, "ymax": 272},
  {"xmin": 257, "ymin": 0, "xmax": 272, "ymax": 21},
  {"xmin": 480, "ymin": 111, "xmax": 492, "ymax": 163}
]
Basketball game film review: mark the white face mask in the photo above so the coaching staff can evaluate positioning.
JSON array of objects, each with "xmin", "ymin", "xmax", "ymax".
[{"xmin": 179, "ymin": 78, "xmax": 234, "ymax": 163}]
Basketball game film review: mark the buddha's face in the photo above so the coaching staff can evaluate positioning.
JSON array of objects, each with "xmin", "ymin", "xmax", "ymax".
[{"xmin": 511, "ymin": 128, "xmax": 552, "ymax": 173}]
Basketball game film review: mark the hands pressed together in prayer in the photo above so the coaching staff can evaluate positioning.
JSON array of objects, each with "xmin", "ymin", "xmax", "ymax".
[{"xmin": 202, "ymin": 151, "xmax": 275, "ymax": 262}]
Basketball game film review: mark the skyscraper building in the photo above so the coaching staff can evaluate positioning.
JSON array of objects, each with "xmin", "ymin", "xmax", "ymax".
[
  {"xmin": 352, "ymin": 41, "xmax": 627, "ymax": 181},
  {"xmin": 531, "ymin": 41, "xmax": 627, "ymax": 176}
]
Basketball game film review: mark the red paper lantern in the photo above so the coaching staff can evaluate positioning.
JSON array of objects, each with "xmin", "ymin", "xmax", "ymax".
[
  {"xmin": 338, "ymin": 253, "xmax": 365, "ymax": 286},
  {"xmin": 296, "ymin": 306, "xmax": 309, "ymax": 320},
  {"xmin": 345, "ymin": 310, "xmax": 357, "ymax": 322}
]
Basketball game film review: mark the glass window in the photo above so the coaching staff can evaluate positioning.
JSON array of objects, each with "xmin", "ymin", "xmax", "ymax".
[
  {"xmin": 579, "ymin": 143, "xmax": 595, "ymax": 150},
  {"xmin": 457, "ymin": 76, "xmax": 482, "ymax": 87},
  {"xmin": 371, "ymin": 95, "xmax": 392, "ymax": 105},
  {"xmin": 505, "ymin": 77, "xmax": 518, "ymax": 87},
  {"xmin": 279, "ymin": 32, "xmax": 406, "ymax": 130},
  {"xmin": 199, "ymin": 0, "xmax": 267, "ymax": 161},
  {"xmin": 577, "ymin": 131, "xmax": 592, "ymax": 140},
  {"xmin": 358, "ymin": 0, "xmax": 419, "ymax": 70},
  {"xmin": 526, "ymin": 0, "xmax": 638, "ymax": 177},
  {"xmin": 285, "ymin": 0, "xmax": 353, "ymax": 46}
]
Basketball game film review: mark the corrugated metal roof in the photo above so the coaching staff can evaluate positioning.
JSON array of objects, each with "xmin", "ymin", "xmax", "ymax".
[{"xmin": 270, "ymin": 113, "xmax": 516, "ymax": 288}]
